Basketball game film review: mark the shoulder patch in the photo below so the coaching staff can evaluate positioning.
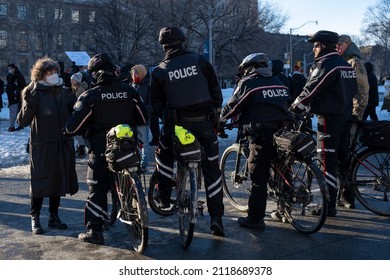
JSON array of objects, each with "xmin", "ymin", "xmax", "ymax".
[
  {"xmin": 73, "ymin": 100, "xmax": 83, "ymax": 111},
  {"xmin": 311, "ymin": 68, "xmax": 320, "ymax": 78}
]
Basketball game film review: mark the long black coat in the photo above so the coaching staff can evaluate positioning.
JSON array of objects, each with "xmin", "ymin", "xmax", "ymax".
[{"xmin": 17, "ymin": 82, "xmax": 79, "ymax": 198}]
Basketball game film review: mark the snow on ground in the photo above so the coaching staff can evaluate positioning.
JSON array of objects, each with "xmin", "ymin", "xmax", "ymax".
[{"xmin": 0, "ymin": 86, "xmax": 389, "ymax": 172}]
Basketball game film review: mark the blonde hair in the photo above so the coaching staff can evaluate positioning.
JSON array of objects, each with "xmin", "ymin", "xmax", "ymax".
[{"xmin": 30, "ymin": 56, "xmax": 59, "ymax": 82}]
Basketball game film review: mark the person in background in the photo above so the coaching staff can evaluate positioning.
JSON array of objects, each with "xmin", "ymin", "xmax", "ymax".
[
  {"xmin": 0, "ymin": 77, "xmax": 4, "ymax": 112},
  {"xmin": 290, "ymin": 30, "xmax": 357, "ymax": 217},
  {"xmin": 130, "ymin": 64, "xmax": 154, "ymax": 171},
  {"xmin": 7, "ymin": 64, "xmax": 27, "ymax": 131},
  {"xmin": 271, "ymin": 59, "xmax": 290, "ymax": 89},
  {"xmin": 219, "ymin": 53, "xmax": 290, "ymax": 229},
  {"xmin": 56, "ymin": 60, "xmax": 71, "ymax": 88},
  {"xmin": 65, "ymin": 53, "xmax": 147, "ymax": 245},
  {"xmin": 381, "ymin": 77, "xmax": 390, "ymax": 113},
  {"xmin": 17, "ymin": 57, "xmax": 79, "ymax": 235},
  {"xmin": 362, "ymin": 62, "xmax": 379, "ymax": 121},
  {"xmin": 336, "ymin": 35, "xmax": 369, "ymax": 209},
  {"xmin": 150, "ymin": 26, "xmax": 225, "ymax": 236},
  {"xmin": 70, "ymin": 72, "xmax": 89, "ymax": 157}
]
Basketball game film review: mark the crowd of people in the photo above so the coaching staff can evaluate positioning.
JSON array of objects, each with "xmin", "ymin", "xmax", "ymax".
[{"xmin": 1, "ymin": 26, "xmax": 389, "ymax": 246}]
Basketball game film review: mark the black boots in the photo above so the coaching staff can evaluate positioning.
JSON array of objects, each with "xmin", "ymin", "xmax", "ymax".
[
  {"xmin": 78, "ymin": 229, "xmax": 105, "ymax": 245},
  {"xmin": 31, "ymin": 214, "xmax": 43, "ymax": 235},
  {"xmin": 48, "ymin": 213, "xmax": 68, "ymax": 229}
]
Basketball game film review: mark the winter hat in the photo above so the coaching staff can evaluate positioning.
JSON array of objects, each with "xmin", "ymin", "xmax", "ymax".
[
  {"xmin": 131, "ymin": 65, "xmax": 147, "ymax": 82},
  {"xmin": 338, "ymin": 35, "xmax": 352, "ymax": 45},
  {"xmin": 71, "ymin": 72, "xmax": 83, "ymax": 84}
]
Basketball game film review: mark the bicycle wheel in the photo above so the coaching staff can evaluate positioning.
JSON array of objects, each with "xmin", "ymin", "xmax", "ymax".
[
  {"xmin": 119, "ymin": 171, "xmax": 148, "ymax": 253},
  {"xmin": 352, "ymin": 149, "xmax": 390, "ymax": 216},
  {"xmin": 148, "ymin": 170, "xmax": 177, "ymax": 216},
  {"xmin": 276, "ymin": 158, "xmax": 328, "ymax": 234},
  {"xmin": 107, "ymin": 186, "xmax": 120, "ymax": 225},
  {"xmin": 177, "ymin": 165, "xmax": 198, "ymax": 248},
  {"xmin": 220, "ymin": 144, "xmax": 250, "ymax": 212}
]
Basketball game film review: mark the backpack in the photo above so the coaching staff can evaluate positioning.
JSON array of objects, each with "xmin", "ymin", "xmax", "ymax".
[{"xmin": 362, "ymin": 120, "xmax": 390, "ymax": 149}]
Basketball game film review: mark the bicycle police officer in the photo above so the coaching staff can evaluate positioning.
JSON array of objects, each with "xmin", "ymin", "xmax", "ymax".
[
  {"xmin": 289, "ymin": 30, "xmax": 357, "ymax": 217},
  {"xmin": 219, "ymin": 53, "xmax": 290, "ymax": 229},
  {"xmin": 65, "ymin": 53, "xmax": 148, "ymax": 244},
  {"xmin": 150, "ymin": 26, "xmax": 225, "ymax": 236}
]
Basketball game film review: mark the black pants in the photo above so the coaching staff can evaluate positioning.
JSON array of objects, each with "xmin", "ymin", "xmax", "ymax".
[
  {"xmin": 317, "ymin": 114, "xmax": 351, "ymax": 208},
  {"xmin": 149, "ymin": 113, "xmax": 160, "ymax": 144},
  {"xmin": 362, "ymin": 106, "xmax": 378, "ymax": 121},
  {"xmin": 84, "ymin": 135, "xmax": 110, "ymax": 231},
  {"xmin": 156, "ymin": 120, "xmax": 224, "ymax": 218},
  {"xmin": 247, "ymin": 128, "xmax": 278, "ymax": 221},
  {"xmin": 30, "ymin": 196, "xmax": 61, "ymax": 216}
]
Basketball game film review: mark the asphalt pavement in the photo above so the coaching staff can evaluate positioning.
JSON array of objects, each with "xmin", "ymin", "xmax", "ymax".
[{"xmin": 1, "ymin": 152, "xmax": 390, "ymax": 260}]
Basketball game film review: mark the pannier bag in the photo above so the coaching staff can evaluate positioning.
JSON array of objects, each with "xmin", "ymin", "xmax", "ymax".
[
  {"xmin": 173, "ymin": 125, "xmax": 201, "ymax": 162},
  {"xmin": 105, "ymin": 124, "xmax": 140, "ymax": 172},
  {"xmin": 362, "ymin": 120, "xmax": 390, "ymax": 149},
  {"xmin": 273, "ymin": 128, "xmax": 316, "ymax": 158}
]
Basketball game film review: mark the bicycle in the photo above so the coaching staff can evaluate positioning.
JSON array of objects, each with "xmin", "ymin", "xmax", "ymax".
[
  {"xmin": 105, "ymin": 125, "xmax": 149, "ymax": 253},
  {"xmin": 148, "ymin": 125, "xmax": 204, "ymax": 248},
  {"xmin": 220, "ymin": 115, "xmax": 329, "ymax": 234},
  {"xmin": 337, "ymin": 119, "xmax": 390, "ymax": 216}
]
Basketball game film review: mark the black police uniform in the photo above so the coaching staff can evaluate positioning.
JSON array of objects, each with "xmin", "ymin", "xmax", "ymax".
[
  {"xmin": 220, "ymin": 67, "xmax": 290, "ymax": 223},
  {"xmin": 66, "ymin": 68, "xmax": 147, "ymax": 232},
  {"xmin": 150, "ymin": 42, "xmax": 224, "ymax": 227},
  {"xmin": 291, "ymin": 31, "xmax": 357, "ymax": 213}
]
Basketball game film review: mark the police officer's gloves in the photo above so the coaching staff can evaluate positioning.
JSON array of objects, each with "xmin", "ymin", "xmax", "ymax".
[{"xmin": 218, "ymin": 126, "xmax": 228, "ymax": 138}]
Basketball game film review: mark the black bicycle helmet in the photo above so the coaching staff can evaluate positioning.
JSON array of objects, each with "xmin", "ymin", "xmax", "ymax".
[
  {"xmin": 308, "ymin": 30, "xmax": 339, "ymax": 44},
  {"xmin": 238, "ymin": 53, "xmax": 269, "ymax": 71},
  {"xmin": 87, "ymin": 53, "xmax": 115, "ymax": 73},
  {"xmin": 158, "ymin": 26, "xmax": 185, "ymax": 45}
]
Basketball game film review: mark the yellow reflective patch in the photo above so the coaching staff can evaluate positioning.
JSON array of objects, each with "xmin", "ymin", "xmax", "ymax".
[
  {"xmin": 115, "ymin": 124, "xmax": 133, "ymax": 139},
  {"xmin": 174, "ymin": 125, "xmax": 195, "ymax": 145}
]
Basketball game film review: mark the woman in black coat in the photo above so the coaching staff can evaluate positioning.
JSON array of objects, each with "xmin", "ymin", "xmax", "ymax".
[{"xmin": 17, "ymin": 57, "xmax": 79, "ymax": 234}]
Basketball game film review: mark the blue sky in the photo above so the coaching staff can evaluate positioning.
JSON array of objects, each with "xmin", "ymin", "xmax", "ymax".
[{"xmin": 269, "ymin": 0, "xmax": 379, "ymax": 37}]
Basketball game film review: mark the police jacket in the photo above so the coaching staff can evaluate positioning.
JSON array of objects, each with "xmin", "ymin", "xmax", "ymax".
[
  {"xmin": 150, "ymin": 45, "xmax": 222, "ymax": 119},
  {"xmin": 220, "ymin": 67, "xmax": 290, "ymax": 136},
  {"xmin": 291, "ymin": 51, "xmax": 357, "ymax": 116},
  {"xmin": 65, "ymin": 73, "xmax": 148, "ymax": 145}
]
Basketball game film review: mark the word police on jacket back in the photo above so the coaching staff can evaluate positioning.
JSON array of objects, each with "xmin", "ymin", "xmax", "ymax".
[
  {"xmin": 101, "ymin": 92, "xmax": 128, "ymax": 100},
  {"xmin": 262, "ymin": 88, "xmax": 288, "ymax": 99},
  {"xmin": 169, "ymin": 65, "xmax": 198, "ymax": 81}
]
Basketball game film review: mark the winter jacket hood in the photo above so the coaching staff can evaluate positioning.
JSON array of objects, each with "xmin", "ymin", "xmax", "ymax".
[{"xmin": 342, "ymin": 42, "xmax": 362, "ymax": 60}]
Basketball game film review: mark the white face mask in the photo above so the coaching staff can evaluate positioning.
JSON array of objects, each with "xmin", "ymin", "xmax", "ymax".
[
  {"xmin": 45, "ymin": 73, "xmax": 59, "ymax": 85},
  {"xmin": 8, "ymin": 69, "xmax": 14, "ymax": 74}
]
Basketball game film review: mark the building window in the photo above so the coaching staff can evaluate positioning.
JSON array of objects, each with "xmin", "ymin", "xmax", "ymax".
[
  {"xmin": 72, "ymin": 34, "xmax": 80, "ymax": 50},
  {"xmin": 0, "ymin": 30, "xmax": 7, "ymax": 48},
  {"xmin": 54, "ymin": 8, "xmax": 63, "ymax": 20},
  {"xmin": 56, "ymin": 33, "xmax": 63, "ymax": 50},
  {"xmin": 17, "ymin": 5, "xmax": 27, "ymax": 20},
  {"xmin": 38, "ymin": 7, "xmax": 45, "ymax": 20},
  {"xmin": 71, "ymin": 9, "xmax": 79, "ymax": 23},
  {"xmin": 89, "ymin": 11, "xmax": 95, "ymax": 23},
  {"xmin": 17, "ymin": 31, "xmax": 28, "ymax": 52},
  {"xmin": 0, "ymin": 3, "xmax": 7, "ymax": 17}
]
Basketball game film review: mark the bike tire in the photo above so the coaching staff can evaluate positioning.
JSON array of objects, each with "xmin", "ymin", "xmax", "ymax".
[
  {"xmin": 119, "ymin": 171, "xmax": 148, "ymax": 253},
  {"xmin": 277, "ymin": 158, "xmax": 328, "ymax": 234},
  {"xmin": 220, "ymin": 144, "xmax": 250, "ymax": 212},
  {"xmin": 352, "ymin": 149, "xmax": 390, "ymax": 216},
  {"xmin": 148, "ymin": 170, "xmax": 177, "ymax": 216},
  {"xmin": 177, "ymin": 165, "xmax": 198, "ymax": 248}
]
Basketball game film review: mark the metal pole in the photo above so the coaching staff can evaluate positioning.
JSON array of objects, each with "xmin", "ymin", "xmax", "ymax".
[{"xmin": 209, "ymin": 17, "xmax": 213, "ymax": 65}]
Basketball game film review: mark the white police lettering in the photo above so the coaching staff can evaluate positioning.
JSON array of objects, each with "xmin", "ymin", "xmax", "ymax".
[
  {"xmin": 101, "ymin": 92, "xmax": 128, "ymax": 100},
  {"xmin": 340, "ymin": 70, "xmax": 356, "ymax": 79},
  {"xmin": 168, "ymin": 65, "xmax": 198, "ymax": 81},
  {"xmin": 262, "ymin": 88, "xmax": 289, "ymax": 98}
]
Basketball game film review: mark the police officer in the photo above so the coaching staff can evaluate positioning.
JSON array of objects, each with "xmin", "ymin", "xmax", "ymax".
[
  {"xmin": 290, "ymin": 30, "xmax": 357, "ymax": 217},
  {"xmin": 65, "ymin": 53, "xmax": 148, "ymax": 244},
  {"xmin": 150, "ymin": 26, "xmax": 225, "ymax": 236},
  {"xmin": 219, "ymin": 53, "xmax": 290, "ymax": 229}
]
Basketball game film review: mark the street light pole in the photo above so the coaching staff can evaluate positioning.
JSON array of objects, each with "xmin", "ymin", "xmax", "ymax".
[
  {"xmin": 208, "ymin": 0, "xmax": 225, "ymax": 65},
  {"xmin": 289, "ymin": 20, "xmax": 318, "ymax": 74}
]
